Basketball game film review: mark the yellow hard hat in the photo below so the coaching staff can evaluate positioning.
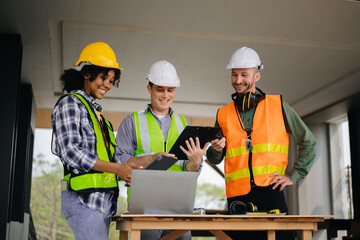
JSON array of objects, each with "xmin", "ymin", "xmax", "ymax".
[{"xmin": 74, "ymin": 42, "xmax": 123, "ymax": 70}]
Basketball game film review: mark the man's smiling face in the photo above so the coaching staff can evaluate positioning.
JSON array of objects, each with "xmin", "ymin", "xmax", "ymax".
[
  {"xmin": 147, "ymin": 84, "xmax": 176, "ymax": 115},
  {"xmin": 231, "ymin": 68, "xmax": 260, "ymax": 95}
]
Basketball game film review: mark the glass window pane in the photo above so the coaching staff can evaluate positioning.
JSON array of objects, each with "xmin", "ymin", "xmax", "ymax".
[{"xmin": 329, "ymin": 119, "xmax": 353, "ymax": 219}]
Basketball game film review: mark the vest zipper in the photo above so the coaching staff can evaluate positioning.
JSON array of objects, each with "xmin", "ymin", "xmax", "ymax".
[
  {"xmin": 246, "ymin": 129, "xmax": 255, "ymax": 187},
  {"xmin": 233, "ymin": 100, "xmax": 257, "ymax": 187},
  {"xmin": 249, "ymin": 153, "xmax": 256, "ymax": 186}
]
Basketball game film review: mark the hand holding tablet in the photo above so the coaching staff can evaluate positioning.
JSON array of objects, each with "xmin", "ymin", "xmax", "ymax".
[{"xmin": 169, "ymin": 126, "xmax": 222, "ymax": 160}]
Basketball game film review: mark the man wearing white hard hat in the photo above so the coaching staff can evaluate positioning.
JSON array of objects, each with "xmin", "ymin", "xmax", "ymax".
[
  {"xmin": 206, "ymin": 47, "xmax": 317, "ymax": 240},
  {"xmin": 115, "ymin": 60, "xmax": 208, "ymax": 240}
]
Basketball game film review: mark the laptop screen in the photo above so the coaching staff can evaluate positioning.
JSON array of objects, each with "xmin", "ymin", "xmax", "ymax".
[{"xmin": 128, "ymin": 169, "xmax": 198, "ymax": 214}]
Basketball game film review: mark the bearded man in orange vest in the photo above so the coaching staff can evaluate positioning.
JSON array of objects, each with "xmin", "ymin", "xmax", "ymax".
[{"xmin": 206, "ymin": 47, "xmax": 317, "ymax": 240}]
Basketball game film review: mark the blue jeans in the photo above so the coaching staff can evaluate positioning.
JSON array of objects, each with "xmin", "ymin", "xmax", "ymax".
[
  {"xmin": 61, "ymin": 190, "xmax": 114, "ymax": 240},
  {"xmin": 141, "ymin": 230, "xmax": 191, "ymax": 240}
]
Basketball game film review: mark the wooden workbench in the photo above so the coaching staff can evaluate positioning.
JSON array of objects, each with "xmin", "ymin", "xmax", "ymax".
[{"xmin": 112, "ymin": 214, "xmax": 330, "ymax": 240}]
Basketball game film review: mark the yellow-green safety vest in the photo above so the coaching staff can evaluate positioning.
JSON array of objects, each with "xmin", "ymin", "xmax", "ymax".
[
  {"xmin": 133, "ymin": 110, "xmax": 188, "ymax": 171},
  {"xmin": 63, "ymin": 93, "xmax": 118, "ymax": 193}
]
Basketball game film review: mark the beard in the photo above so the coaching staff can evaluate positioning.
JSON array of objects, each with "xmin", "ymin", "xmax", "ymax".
[{"xmin": 233, "ymin": 81, "xmax": 255, "ymax": 96}]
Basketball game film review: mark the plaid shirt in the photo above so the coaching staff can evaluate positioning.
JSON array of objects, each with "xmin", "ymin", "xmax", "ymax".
[{"xmin": 51, "ymin": 90, "xmax": 118, "ymax": 214}]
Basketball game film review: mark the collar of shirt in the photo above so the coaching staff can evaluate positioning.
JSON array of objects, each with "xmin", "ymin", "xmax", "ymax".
[
  {"xmin": 74, "ymin": 90, "xmax": 103, "ymax": 112},
  {"xmin": 145, "ymin": 104, "xmax": 174, "ymax": 119}
]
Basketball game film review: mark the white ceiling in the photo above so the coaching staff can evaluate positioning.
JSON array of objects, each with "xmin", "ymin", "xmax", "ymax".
[{"xmin": 1, "ymin": 0, "xmax": 360, "ymax": 118}]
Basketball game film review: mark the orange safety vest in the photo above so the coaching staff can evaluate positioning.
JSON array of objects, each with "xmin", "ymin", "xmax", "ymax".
[{"xmin": 217, "ymin": 95, "xmax": 289, "ymax": 198}]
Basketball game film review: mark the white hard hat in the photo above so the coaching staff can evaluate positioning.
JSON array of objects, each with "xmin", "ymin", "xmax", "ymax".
[
  {"xmin": 146, "ymin": 60, "xmax": 180, "ymax": 87},
  {"xmin": 226, "ymin": 47, "xmax": 263, "ymax": 70}
]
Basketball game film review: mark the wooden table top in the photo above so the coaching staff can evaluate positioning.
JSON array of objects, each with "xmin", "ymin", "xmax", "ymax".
[{"xmin": 112, "ymin": 214, "xmax": 333, "ymax": 221}]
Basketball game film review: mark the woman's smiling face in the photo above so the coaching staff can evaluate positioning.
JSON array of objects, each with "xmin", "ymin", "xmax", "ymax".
[{"xmin": 83, "ymin": 69, "xmax": 115, "ymax": 100}]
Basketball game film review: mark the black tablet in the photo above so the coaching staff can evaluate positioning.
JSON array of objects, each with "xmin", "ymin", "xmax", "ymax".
[
  {"xmin": 169, "ymin": 126, "xmax": 222, "ymax": 160},
  {"xmin": 144, "ymin": 155, "xmax": 178, "ymax": 170}
]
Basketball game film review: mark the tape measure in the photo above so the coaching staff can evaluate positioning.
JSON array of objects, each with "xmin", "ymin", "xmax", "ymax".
[{"xmin": 247, "ymin": 209, "xmax": 280, "ymax": 215}]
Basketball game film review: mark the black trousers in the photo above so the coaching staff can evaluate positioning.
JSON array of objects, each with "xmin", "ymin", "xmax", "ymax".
[{"xmin": 225, "ymin": 185, "xmax": 296, "ymax": 240}]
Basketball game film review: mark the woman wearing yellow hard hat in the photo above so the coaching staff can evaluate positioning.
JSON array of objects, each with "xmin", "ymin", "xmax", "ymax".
[{"xmin": 51, "ymin": 42, "xmax": 139, "ymax": 240}]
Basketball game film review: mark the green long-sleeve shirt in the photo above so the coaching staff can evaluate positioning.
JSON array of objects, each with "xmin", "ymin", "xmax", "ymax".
[{"xmin": 206, "ymin": 95, "xmax": 316, "ymax": 184}]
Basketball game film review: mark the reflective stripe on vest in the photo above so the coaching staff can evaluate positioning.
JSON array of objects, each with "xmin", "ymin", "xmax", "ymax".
[
  {"xmin": 65, "ymin": 93, "xmax": 118, "ymax": 192},
  {"xmin": 133, "ymin": 111, "xmax": 187, "ymax": 171},
  {"xmin": 218, "ymin": 95, "xmax": 289, "ymax": 198}
]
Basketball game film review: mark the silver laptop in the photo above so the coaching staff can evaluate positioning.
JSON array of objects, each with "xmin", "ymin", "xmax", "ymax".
[{"xmin": 128, "ymin": 169, "xmax": 198, "ymax": 214}]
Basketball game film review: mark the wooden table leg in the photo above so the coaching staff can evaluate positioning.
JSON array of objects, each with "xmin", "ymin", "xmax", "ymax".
[
  {"xmin": 302, "ymin": 230, "xmax": 312, "ymax": 240},
  {"xmin": 129, "ymin": 230, "xmax": 140, "ymax": 240},
  {"xmin": 119, "ymin": 230, "xmax": 128, "ymax": 240},
  {"xmin": 267, "ymin": 230, "xmax": 276, "ymax": 240}
]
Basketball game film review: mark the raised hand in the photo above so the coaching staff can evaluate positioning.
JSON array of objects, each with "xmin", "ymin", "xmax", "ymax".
[{"xmin": 180, "ymin": 137, "xmax": 210, "ymax": 171}]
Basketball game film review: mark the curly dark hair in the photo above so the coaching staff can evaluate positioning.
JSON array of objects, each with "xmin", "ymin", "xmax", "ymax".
[{"xmin": 60, "ymin": 65, "xmax": 121, "ymax": 93}]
